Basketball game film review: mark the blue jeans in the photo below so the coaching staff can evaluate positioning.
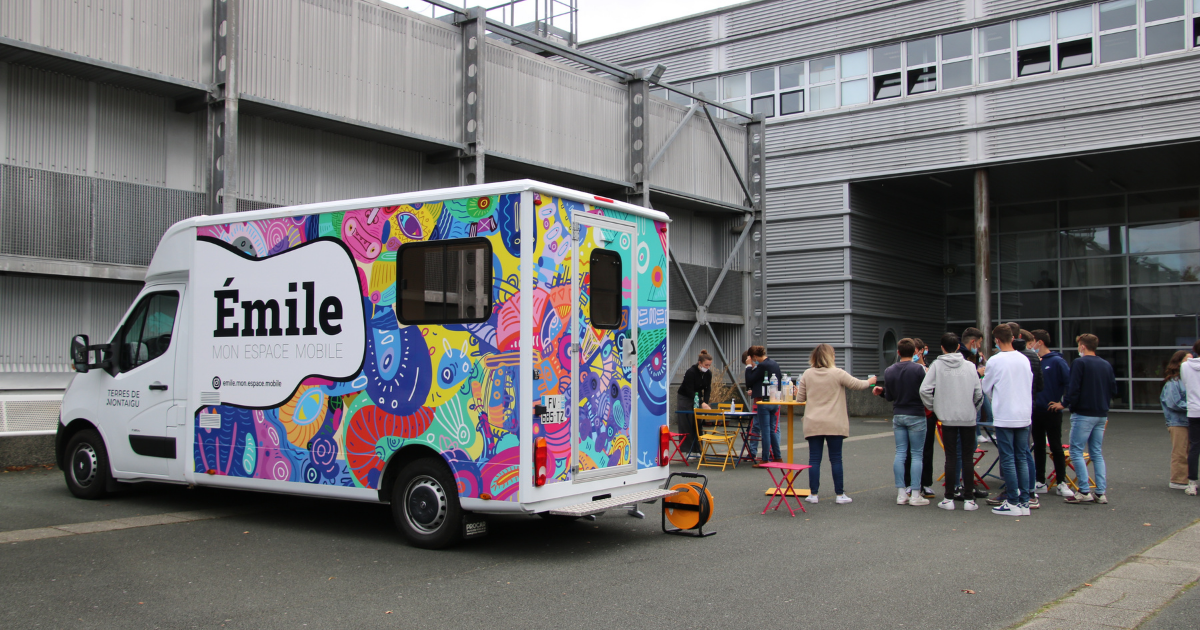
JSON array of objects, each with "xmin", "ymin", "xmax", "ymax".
[
  {"xmin": 995, "ymin": 426, "xmax": 1032, "ymax": 505},
  {"xmin": 976, "ymin": 394, "xmax": 993, "ymax": 438},
  {"xmin": 754, "ymin": 404, "xmax": 780, "ymax": 461},
  {"xmin": 808, "ymin": 435, "xmax": 844, "ymax": 495},
  {"xmin": 892, "ymin": 414, "xmax": 927, "ymax": 491},
  {"xmin": 1070, "ymin": 415, "xmax": 1107, "ymax": 495}
]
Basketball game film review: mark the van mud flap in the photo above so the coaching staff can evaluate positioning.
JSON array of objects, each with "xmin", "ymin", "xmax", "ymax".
[{"xmin": 463, "ymin": 515, "xmax": 488, "ymax": 540}]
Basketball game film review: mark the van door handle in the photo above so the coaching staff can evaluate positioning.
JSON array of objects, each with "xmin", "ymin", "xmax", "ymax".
[{"xmin": 149, "ymin": 382, "xmax": 169, "ymax": 391}]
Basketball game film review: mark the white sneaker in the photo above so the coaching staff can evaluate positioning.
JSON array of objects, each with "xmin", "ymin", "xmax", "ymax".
[
  {"xmin": 978, "ymin": 434, "xmax": 991, "ymax": 443},
  {"xmin": 963, "ymin": 500, "xmax": 979, "ymax": 511},
  {"xmin": 909, "ymin": 491, "xmax": 930, "ymax": 506},
  {"xmin": 1187, "ymin": 481, "xmax": 1199, "ymax": 496},
  {"xmin": 991, "ymin": 500, "xmax": 1021, "ymax": 516},
  {"xmin": 804, "ymin": 494, "xmax": 819, "ymax": 504},
  {"xmin": 1033, "ymin": 482, "xmax": 1049, "ymax": 494},
  {"xmin": 835, "ymin": 494, "xmax": 853, "ymax": 504},
  {"xmin": 938, "ymin": 498, "xmax": 955, "ymax": 511},
  {"xmin": 1056, "ymin": 483, "xmax": 1075, "ymax": 498},
  {"xmin": 897, "ymin": 488, "xmax": 910, "ymax": 505},
  {"xmin": 1169, "ymin": 482, "xmax": 1189, "ymax": 490}
]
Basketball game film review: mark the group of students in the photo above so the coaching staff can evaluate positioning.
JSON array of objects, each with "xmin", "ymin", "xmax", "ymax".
[{"xmin": 1159, "ymin": 344, "xmax": 1200, "ymax": 496}]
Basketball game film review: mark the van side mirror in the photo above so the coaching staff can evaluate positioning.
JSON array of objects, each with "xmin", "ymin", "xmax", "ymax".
[{"xmin": 71, "ymin": 334, "xmax": 112, "ymax": 373}]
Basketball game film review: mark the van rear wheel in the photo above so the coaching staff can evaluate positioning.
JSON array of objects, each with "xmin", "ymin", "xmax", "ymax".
[
  {"xmin": 391, "ymin": 458, "xmax": 463, "ymax": 549},
  {"xmin": 64, "ymin": 429, "xmax": 110, "ymax": 500}
]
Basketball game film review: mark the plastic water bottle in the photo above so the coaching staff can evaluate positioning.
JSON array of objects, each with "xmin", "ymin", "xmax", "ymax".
[
  {"xmin": 769, "ymin": 373, "xmax": 779, "ymax": 402},
  {"xmin": 694, "ymin": 392, "xmax": 700, "ymax": 409}
]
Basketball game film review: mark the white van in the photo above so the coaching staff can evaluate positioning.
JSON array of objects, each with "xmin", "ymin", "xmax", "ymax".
[{"xmin": 57, "ymin": 181, "xmax": 675, "ymax": 548}]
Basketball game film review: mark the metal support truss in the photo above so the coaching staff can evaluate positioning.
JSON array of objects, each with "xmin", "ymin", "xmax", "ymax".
[
  {"xmin": 626, "ymin": 70, "xmax": 649, "ymax": 207},
  {"xmin": 458, "ymin": 7, "xmax": 486, "ymax": 186},
  {"xmin": 745, "ymin": 118, "xmax": 767, "ymax": 346},
  {"xmin": 209, "ymin": 0, "xmax": 238, "ymax": 214}
]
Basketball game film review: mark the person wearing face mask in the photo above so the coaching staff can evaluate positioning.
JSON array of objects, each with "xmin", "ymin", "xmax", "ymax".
[
  {"xmin": 902, "ymin": 339, "xmax": 938, "ymax": 499},
  {"xmin": 959, "ymin": 327, "xmax": 993, "ymax": 445},
  {"xmin": 1030, "ymin": 329, "xmax": 1073, "ymax": 498},
  {"xmin": 678, "ymin": 349, "xmax": 714, "ymax": 456},
  {"xmin": 744, "ymin": 346, "xmax": 782, "ymax": 465}
]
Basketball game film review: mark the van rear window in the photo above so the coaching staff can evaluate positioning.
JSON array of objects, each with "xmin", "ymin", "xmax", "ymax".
[
  {"xmin": 589, "ymin": 249, "xmax": 622, "ymax": 329},
  {"xmin": 397, "ymin": 239, "xmax": 492, "ymax": 325}
]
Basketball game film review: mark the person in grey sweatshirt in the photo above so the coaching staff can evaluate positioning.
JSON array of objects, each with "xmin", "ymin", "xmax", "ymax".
[{"xmin": 920, "ymin": 332, "xmax": 984, "ymax": 511}]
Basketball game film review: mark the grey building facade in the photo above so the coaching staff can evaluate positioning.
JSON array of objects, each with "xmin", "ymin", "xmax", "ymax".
[{"xmin": 584, "ymin": 0, "xmax": 1200, "ymax": 411}]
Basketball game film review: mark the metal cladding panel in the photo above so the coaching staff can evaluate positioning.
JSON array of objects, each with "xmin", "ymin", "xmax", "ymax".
[
  {"xmin": 239, "ymin": 0, "xmax": 460, "ymax": 143},
  {"xmin": 766, "ymin": 281, "xmax": 846, "ymax": 313},
  {"xmin": 766, "ymin": 215, "xmax": 846, "ymax": 251},
  {"xmin": 984, "ymin": 99, "xmax": 1200, "ymax": 159},
  {"xmin": 725, "ymin": 0, "xmax": 967, "ymax": 70},
  {"xmin": 238, "ymin": 115, "xmax": 424, "ymax": 207},
  {"xmin": 851, "ymin": 314, "xmax": 878, "ymax": 348},
  {"xmin": 669, "ymin": 262, "xmax": 746, "ymax": 316},
  {"xmin": 723, "ymin": 0, "xmax": 904, "ymax": 38},
  {"xmin": 1, "ymin": 165, "xmax": 92, "ymax": 260},
  {"xmin": 2, "ymin": 0, "xmax": 208, "ymax": 84},
  {"xmin": 982, "ymin": 0, "xmax": 1074, "ymax": 17},
  {"xmin": 852, "ymin": 280, "xmax": 944, "ymax": 321},
  {"xmin": 851, "ymin": 248, "xmax": 943, "ymax": 294},
  {"xmin": 0, "ymin": 275, "xmax": 140, "ymax": 373},
  {"xmin": 93, "ymin": 179, "xmax": 205, "ymax": 266},
  {"xmin": 767, "ymin": 134, "xmax": 970, "ymax": 187},
  {"xmin": 765, "ymin": 248, "xmax": 846, "ymax": 281},
  {"xmin": 766, "ymin": 315, "xmax": 846, "ymax": 348},
  {"xmin": 647, "ymin": 99, "xmax": 749, "ymax": 207},
  {"xmin": 649, "ymin": 48, "xmax": 718, "ymax": 82},
  {"xmin": 765, "ymin": 183, "xmax": 845, "ymax": 221},
  {"xmin": 483, "ymin": 43, "xmax": 627, "ymax": 183},
  {"xmin": 580, "ymin": 15, "xmax": 717, "ymax": 65},
  {"xmin": 770, "ymin": 347, "xmax": 846, "ymax": 373},
  {"xmin": 982, "ymin": 57, "xmax": 1200, "ymax": 124},
  {"xmin": 767, "ymin": 99, "xmax": 970, "ymax": 155},
  {"xmin": 94, "ymin": 84, "xmax": 166, "ymax": 187},
  {"xmin": 5, "ymin": 64, "xmax": 89, "ymax": 175}
]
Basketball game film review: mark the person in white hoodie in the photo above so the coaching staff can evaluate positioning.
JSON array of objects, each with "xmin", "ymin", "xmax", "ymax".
[
  {"xmin": 1180, "ymin": 340, "xmax": 1200, "ymax": 496},
  {"xmin": 920, "ymin": 332, "xmax": 984, "ymax": 511},
  {"xmin": 982, "ymin": 324, "xmax": 1034, "ymax": 516}
]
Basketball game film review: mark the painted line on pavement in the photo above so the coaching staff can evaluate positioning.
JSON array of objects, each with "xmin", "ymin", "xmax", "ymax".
[{"xmin": 0, "ymin": 508, "xmax": 251, "ymax": 545}]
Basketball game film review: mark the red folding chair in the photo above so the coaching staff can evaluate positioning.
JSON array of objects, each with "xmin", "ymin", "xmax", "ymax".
[
  {"xmin": 936, "ymin": 423, "xmax": 990, "ymax": 490},
  {"xmin": 665, "ymin": 430, "xmax": 690, "ymax": 465}
]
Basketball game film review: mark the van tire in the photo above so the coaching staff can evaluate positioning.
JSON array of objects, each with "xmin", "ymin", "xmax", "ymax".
[
  {"xmin": 391, "ymin": 457, "xmax": 462, "ymax": 549},
  {"xmin": 64, "ymin": 429, "xmax": 111, "ymax": 500}
]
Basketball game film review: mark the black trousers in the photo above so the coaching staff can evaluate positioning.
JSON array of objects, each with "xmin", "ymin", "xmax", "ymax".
[
  {"xmin": 1189, "ymin": 417, "xmax": 1200, "ymax": 481},
  {"xmin": 904, "ymin": 413, "xmax": 938, "ymax": 489},
  {"xmin": 677, "ymin": 397, "xmax": 699, "ymax": 452},
  {"xmin": 1032, "ymin": 409, "xmax": 1067, "ymax": 485},
  {"xmin": 941, "ymin": 425, "xmax": 976, "ymax": 499}
]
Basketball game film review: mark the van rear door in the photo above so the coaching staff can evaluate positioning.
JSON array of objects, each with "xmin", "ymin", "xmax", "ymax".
[{"xmin": 571, "ymin": 213, "xmax": 638, "ymax": 481}]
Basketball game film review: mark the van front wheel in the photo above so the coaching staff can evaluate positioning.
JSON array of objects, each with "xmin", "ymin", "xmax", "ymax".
[
  {"xmin": 391, "ymin": 458, "xmax": 463, "ymax": 549},
  {"xmin": 64, "ymin": 429, "xmax": 111, "ymax": 500}
]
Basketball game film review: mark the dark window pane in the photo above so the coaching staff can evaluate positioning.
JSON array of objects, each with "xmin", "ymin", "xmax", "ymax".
[
  {"xmin": 873, "ymin": 44, "xmax": 902, "ymax": 71},
  {"xmin": 1146, "ymin": 20, "xmax": 1185, "ymax": 55},
  {"xmin": 751, "ymin": 95, "xmax": 775, "ymax": 118},
  {"xmin": 999, "ymin": 231, "xmax": 1057, "ymax": 261},
  {"xmin": 907, "ymin": 38, "xmax": 937, "ymax": 66},
  {"xmin": 780, "ymin": 62, "xmax": 804, "ymax": 89},
  {"xmin": 1132, "ymin": 350, "xmax": 1180, "ymax": 378},
  {"xmin": 1131, "ymin": 285, "xmax": 1200, "ymax": 315},
  {"xmin": 1129, "ymin": 221, "xmax": 1200, "ymax": 254},
  {"xmin": 650, "ymin": 87, "xmax": 667, "ymax": 100},
  {"xmin": 1064, "ymin": 350, "xmax": 1130, "ymax": 379},
  {"xmin": 945, "ymin": 210, "xmax": 974, "ymax": 237},
  {"xmin": 1133, "ymin": 380, "xmax": 1167, "ymax": 410},
  {"xmin": 780, "ymin": 90, "xmax": 804, "ymax": 115},
  {"xmin": 1196, "ymin": 17, "xmax": 1200, "ymax": 46},
  {"xmin": 399, "ymin": 241, "xmax": 492, "ymax": 324},
  {"xmin": 1017, "ymin": 46, "xmax": 1051, "ymax": 76},
  {"xmin": 948, "ymin": 238, "xmax": 974, "ymax": 264},
  {"xmin": 1131, "ymin": 317, "xmax": 1199, "ymax": 346},
  {"xmin": 942, "ymin": 30, "xmax": 973, "ymax": 59},
  {"xmin": 999, "ymin": 201, "xmax": 1057, "ymax": 232},
  {"xmin": 907, "ymin": 66, "xmax": 936, "ymax": 94},
  {"xmin": 1065, "ymin": 318, "xmax": 1129, "ymax": 347},
  {"xmin": 1062, "ymin": 227, "xmax": 1125, "ymax": 257},
  {"xmin": 1130, "ymin": 252, "xmax": 1200, "ymax": 284},
  {"xmin": 1000, "ymin": 261, "xmax": 1058, "ymax": 290},
  {"xmin": 942, "ymin": 59, "xmax": 972, "ymax": 88},
  {"xmin": 1058, "ymin": 39, "xmax": 1094, "ymax": 69},
  {"xmin": 873, "ymin": 73, "xmax": 902, "ymax": 99},
  {"xmin": 141, "ymin": 294, "xmax": 179, "ymax": 364},
  {"xmin": 999, "ymin": 290, "xmax": 1058, "ymax": 319},
  {"xmin": 589, "ymin": 248, "xmax": 622, "ymax": 329},
  {"xmin": 1063, "ymin": 288, "xmax": 1128, "ymax": 317},
  {"xmin": 1099, "ymin": 0, "xmax": 1137, "ymax": 30},
  {"xmin": 948, "ymin": 295, "xmax": 997, "ymax": 321},
  {"xmin": 1062, "ymin": 257, "xmax": 1127, "ymax": 287},
  {"xmin": 750, "ymin": 68, "xmax": 775, "ymax": 94},
  {"xmin": 1128, "ymin": 189, "xmax": 1199, "ymax": 222},
  {"xmin": 948, "ymin": 264, "xmax": 975, "ymax": 293},
  {"xmin": 1018, "ymin": 321, "xmax": 1061, "ymax": 347},
  {"xmin": 1061, "ymin": 195, "xmax": 1125, "ymax": 227},
  {"xmin": 692, "ymin": 79, "xmax": 717, "ymax": 99},
  {"xmin": 1145, "ymin": 0, "xmax": 1185, "ymax": 22},
  {"xmin": 979, "ymin": 23, "xmax": 1011, "ymax": 53},
  {"xmin": 667, "ymin": 89, "xmax": 691, "ymax": 105},
  {"xmin": 980, "ymin": 53, "xmax": 1011, "ymax": 82},
  {"xmin": 1100, "ymin": 30, "xmax": 1138, "ymax": 62}
]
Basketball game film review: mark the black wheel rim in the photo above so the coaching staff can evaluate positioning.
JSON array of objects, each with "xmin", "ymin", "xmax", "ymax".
[
  {"xmin": 72, "ymin": 443, "xmax": 98, "ymax": 487},
  {"xmin": 404, "ymin": 475, "xmax": 448, "ymax": 534}
]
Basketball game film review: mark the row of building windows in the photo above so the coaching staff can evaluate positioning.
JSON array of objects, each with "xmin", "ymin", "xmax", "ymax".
[{"xmin": 652, "ymin": 0, "xmax": 1200, "ymax": 118}]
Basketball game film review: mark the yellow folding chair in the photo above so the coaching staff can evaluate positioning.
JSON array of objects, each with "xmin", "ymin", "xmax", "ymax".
[{"xmin": 695, "ymin": 409, "xmax": 737, "ymax": 471}]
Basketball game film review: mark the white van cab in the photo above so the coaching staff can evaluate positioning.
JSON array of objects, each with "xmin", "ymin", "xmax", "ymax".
[{"xmin": 58, "ymin": 181, "xmax": 676, "ymax": 548}]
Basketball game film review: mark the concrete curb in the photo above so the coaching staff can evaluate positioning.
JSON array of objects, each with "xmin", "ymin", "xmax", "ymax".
[{"xmin": 1015, "ymin": 519, "xmax": 1200, "ymax": 629}]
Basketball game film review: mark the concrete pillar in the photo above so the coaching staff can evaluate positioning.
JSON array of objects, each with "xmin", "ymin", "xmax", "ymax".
[{"xmin": 974, "ymin": 168, "xmax": 992, "ymax": 350}]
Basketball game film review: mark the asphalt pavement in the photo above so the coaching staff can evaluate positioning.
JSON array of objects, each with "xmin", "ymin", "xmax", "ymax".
[{"xmin": 1, "ymin": 414, "xmax": 1198, "ymax": 630}]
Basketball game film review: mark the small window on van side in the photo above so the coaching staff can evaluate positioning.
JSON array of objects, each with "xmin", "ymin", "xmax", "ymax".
[
  {"xmin": 397, "ymin": 239, "xmax": 493, "ymax": 325},
  {"xmin": 589, "ymin": 249, "xmax": 622, "ymax": 329},
  {"xmin": 116, "ymin": 292, "xmax": 180, "ymax": 372}
]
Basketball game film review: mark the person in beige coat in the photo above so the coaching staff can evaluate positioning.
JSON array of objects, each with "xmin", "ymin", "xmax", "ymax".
[{"xmin": 795, "ymin": 344, "xmax": 876, "ymax": 505}]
